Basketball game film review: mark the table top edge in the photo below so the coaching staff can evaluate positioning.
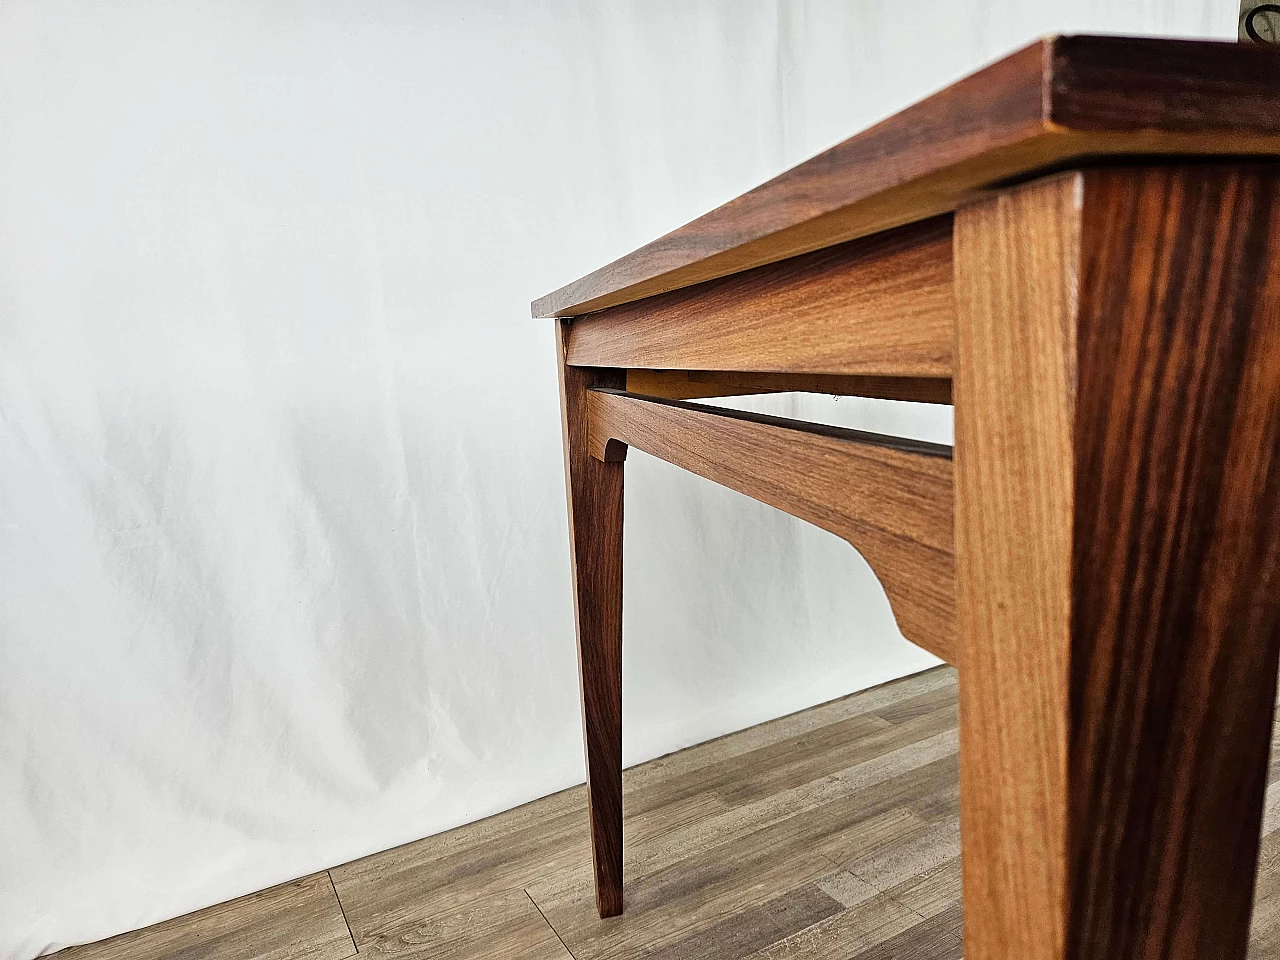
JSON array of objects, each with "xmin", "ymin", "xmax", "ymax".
[{"xmin": 532, "ymin": 34, "xmax": 1280, "ymax": 320}]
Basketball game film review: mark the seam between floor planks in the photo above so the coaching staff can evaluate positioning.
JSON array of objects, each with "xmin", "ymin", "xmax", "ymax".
[{"xmin": 50, "ymin": 664, "xmax": 1280, "ymax": 959}]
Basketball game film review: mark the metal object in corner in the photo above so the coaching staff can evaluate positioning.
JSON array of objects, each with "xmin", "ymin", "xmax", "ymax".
[{"xmin": 1241, "ymin": 0, "xmax": 1280, "ymax": 42}]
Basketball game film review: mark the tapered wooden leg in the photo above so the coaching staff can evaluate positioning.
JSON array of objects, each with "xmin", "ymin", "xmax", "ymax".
[
  {"xmin": 954, "ymin": 166, "xmax": 1280, "ymax": 960},
  {"xmin": 556, "ymin": 320, "xmax": 626, "ymax": 918}
]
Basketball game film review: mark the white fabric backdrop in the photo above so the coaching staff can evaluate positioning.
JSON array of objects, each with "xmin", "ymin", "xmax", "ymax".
[{"xmin": 0, "ymin": 1, "xmax": 1226, "ymax": 956}]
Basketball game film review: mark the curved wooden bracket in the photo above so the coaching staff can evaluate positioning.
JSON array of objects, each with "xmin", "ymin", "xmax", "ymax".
[
  {"xmin": 586, "ymin": 388, "xmax": 957, "ymax": 664},
  {"xmin": 594, "ymin": 437, "xmax": 628, "ymax": 463}
]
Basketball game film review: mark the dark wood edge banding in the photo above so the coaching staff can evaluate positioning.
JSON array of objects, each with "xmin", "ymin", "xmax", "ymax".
[{"xmin": 624, "ymin": 370, "xmax": 953, "ymax": 405}]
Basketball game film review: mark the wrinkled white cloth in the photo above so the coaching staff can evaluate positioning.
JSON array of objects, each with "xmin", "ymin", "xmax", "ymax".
[{"xmin": 0, "ymin": 1, "xmax": 1226, "ymax": 956}]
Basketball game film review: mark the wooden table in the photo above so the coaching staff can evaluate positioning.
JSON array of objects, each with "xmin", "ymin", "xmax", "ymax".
[{"xmin": 532, "ymin": 36, "xmax": 1280, "ymax": 960}]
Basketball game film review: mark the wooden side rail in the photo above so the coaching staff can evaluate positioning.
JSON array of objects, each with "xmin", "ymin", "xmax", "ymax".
[
  {"xmin": 567, "ymin": 217, "xmax": 954, "ymax": 378},
  {"xmin": 586, "ymin": 388, "xmax": 957, "ymax": 663},
  {"xmin": 625, "ymin": 369, "xmax": 953, "ymax": 404}
]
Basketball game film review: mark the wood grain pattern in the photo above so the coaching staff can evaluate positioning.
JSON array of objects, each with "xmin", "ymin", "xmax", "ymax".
[
  {"xmin": 56, "ymin": 873, "xmax": 356, "ymax": 960},
  {"xmin": 532, "ymin": 36, "xmax": 1280, "ymax": 319},
  {"xmin": 329, "ymin": 786, "xmax": 595, "ymax": 941},
  {"xmin": 1067, "ymin": 166, "xmax": 1280, "ymax": 960},
  {"xmin": 954, "ymin": 166, "xmax": 1280, "ymax": 960},
  {"xmin": 556, "ymin": 321, "xmax": 626, "ymax": 918},
  {"xmin": 953, "ymin": 171, "xmax": 1079, "ymax": 960},
  {"xmin": 566, "ymin": 217, "xmax": 953, "ymax": 377},
  {"xmin": 586, "ymin": 389, "xmax": 956, "ymax": 662},
  {"xmin": 345, "ymin": 889, "xmax": 573, "ymax": 959},
  {"xmin": 624, "ymin": 369, "xmax": 952, "ymax": 405},
  {"xmin": 52, "ymin": 665, "xmax": 1280, "ymax": 959},
  {"xmin": 524, "ymin": 668, "xmax": 964, "ymax": 960}
]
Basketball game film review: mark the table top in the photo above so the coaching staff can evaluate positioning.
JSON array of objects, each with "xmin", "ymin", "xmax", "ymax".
[{"xmin": 533, "ymin": 35, "xmax": 1280, "ymax": 319}]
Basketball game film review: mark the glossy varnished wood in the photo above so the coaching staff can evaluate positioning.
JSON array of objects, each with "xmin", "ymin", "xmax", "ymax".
[
  {"xmin": 953, "ymin": 174, "xmax": 1078, "ymax": 960},
  {"xmin": 566, "ymin": 217, "xmax": 954, "ymax": 377},
  {"xmin": 533, "ymin": 36, "xmax": 1280, "ymax": 319},
  {"xmin": 1068, "ymin": 167, "xmax": 1280, "ymax": 960},
  {"xmin": 954, "ymin": 166, "xmax": 1280, "ymax": 960},
  {"xmin": 586, "ymin": 389, "xmax": 956, "ymax": 663},
  {"xmin": 536, "ymin": 31, "xmax": 1280, "ymax": 943},
  {"xmin": 556, "ymin": 321, "xmax": 626, "ymax": 918}
]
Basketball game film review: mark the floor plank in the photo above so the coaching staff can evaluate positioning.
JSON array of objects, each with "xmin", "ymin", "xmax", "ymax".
[
  {"xmin": 743, "ymin": 893, "xmax": 922, "ymax": 960},
  {"xmin": 55, "ymin": 873, "xmax": 355, "ymax": 960},
  {"xmin": 328, "ymin": 785, "xmax": 594, "ymax": 937},
  {"xmin": 349, "ymin": 888, "xmax": 573, "ymax": 959},
  {"xmin": 52, "ymin": 664, "xmax": 1280, "ymax": 959}
]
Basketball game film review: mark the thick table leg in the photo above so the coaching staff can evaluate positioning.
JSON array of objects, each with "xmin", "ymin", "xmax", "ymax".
[
  {"xmin": 954, "ymin": 167, "xmax": 1280, "ymax": 959},
  {"xmin": 556, "ymin": 320, "xmax": 626, "ymax": 918}
]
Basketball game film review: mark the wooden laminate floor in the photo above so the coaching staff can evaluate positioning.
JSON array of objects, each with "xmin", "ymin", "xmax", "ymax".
[{"xmin": 54, "ymin": 666, "xmax": 1280, "ymax": 959}]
